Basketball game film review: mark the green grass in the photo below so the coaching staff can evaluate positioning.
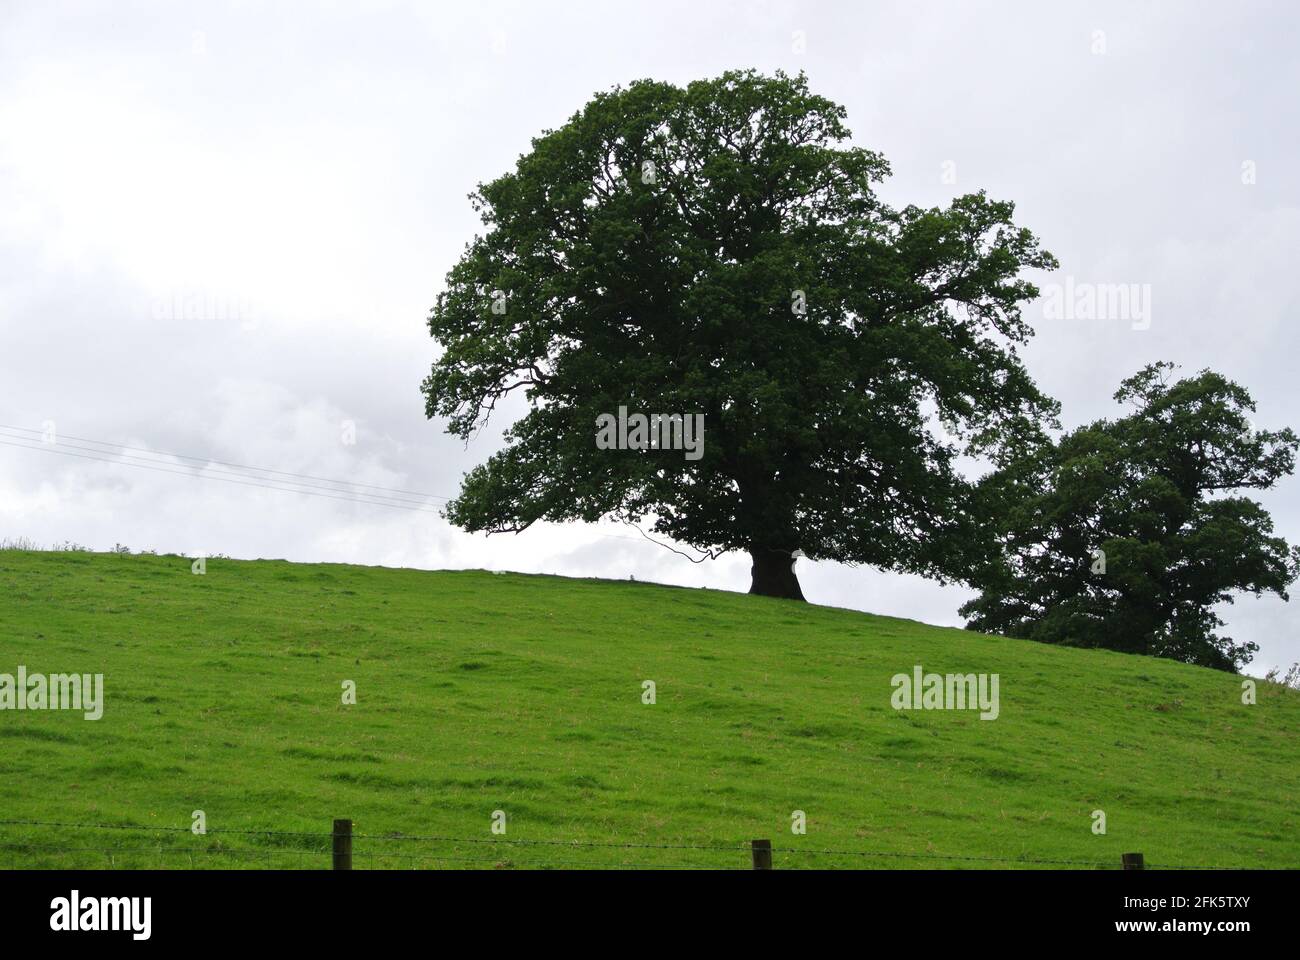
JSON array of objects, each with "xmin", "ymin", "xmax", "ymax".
[{"xmin": 1, "ymin": 549, "xmax": 1297, "ymax": 870}]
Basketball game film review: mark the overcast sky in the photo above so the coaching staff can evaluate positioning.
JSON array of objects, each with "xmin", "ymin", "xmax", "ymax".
[{"xmin": 2, "ymin": 1, "xmax": 1297, "ymax": 674}]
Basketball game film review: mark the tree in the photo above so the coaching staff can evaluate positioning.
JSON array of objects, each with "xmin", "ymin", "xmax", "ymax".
[
  {"xmin": 961, "ymin": 363, "xmax": 1300, "ymax": 671},
  {"xmin": 422, "ymin": 70, "xmax": 1058, "ymax": 599}
]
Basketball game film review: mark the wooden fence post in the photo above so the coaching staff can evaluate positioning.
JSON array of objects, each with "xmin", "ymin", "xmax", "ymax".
[
  {"xmin": 1121, "ymin": 852, "xmax": 1144, "ymax": 870},
  {"xmin": 751, "ymin": 838, "xmax": 772, "ymax": 870},
  {"xmin": 333, "ymin": 818, "xmax": 353, "ymax": 871}
]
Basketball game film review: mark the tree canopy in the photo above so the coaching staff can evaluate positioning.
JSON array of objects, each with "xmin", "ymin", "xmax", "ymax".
[
  {"xmin": 422, "ymin": 69, "xmax": 1058, "ymax": 598},
  {"xmin": 961, "ymin": 363, "xmax": 1300, "ymax": 671}
]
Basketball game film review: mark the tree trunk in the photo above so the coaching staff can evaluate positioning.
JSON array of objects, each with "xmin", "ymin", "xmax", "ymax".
[{"xmin": 749, "ymin": 549, "xmax": 806, "ymax": 601}]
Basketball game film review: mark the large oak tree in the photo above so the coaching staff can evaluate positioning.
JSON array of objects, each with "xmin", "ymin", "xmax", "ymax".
[{"xmin": 422, "ymin": 70, "xmax": 1058, "ymax": 599}]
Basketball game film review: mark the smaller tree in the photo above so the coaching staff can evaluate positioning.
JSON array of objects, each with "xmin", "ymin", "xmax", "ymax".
[{"xmin": 962, "ymin": 363, "xmax": 1299, "ymax": 671}]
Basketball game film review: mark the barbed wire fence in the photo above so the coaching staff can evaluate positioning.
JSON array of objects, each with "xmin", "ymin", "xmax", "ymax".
[{"xmin": 0, "ymin": 818, "xmax": 1254, "ymax": 871}]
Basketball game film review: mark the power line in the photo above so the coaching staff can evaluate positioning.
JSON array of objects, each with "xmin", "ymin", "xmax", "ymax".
[
  {"xmin": 0, "ymin": 423, "xmax": 449, "ymax": 500},
  {"xmin": 0, "ymin": 429, "xmax": 437, "ymax": 508},
  {"xmin": 0, "ymin": 438, "xmax": 442, "ymax": 513},
  {"xmin": 0, "ymin": 424, "xmax": 694, "ymax": 551}
]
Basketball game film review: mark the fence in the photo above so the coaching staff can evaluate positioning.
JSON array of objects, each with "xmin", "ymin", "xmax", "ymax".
[{"xmin": 0, "ymin": 819, "xmax": 1233, "ymax": 870}]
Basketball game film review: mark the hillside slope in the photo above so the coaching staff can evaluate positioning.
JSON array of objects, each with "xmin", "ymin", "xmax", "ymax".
[{"xmin": 1, "ymin": 550, "xmax": 1297, "ymax": 869}]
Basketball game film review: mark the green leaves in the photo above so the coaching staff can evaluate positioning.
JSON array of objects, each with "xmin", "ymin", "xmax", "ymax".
[
  {"xmin": 422, "ymin": 69, "xmax": 1058, "ymax": 592},
  {"xmin": 963, "ymin": 364, "xmax": 1300, "ymax": 671}
]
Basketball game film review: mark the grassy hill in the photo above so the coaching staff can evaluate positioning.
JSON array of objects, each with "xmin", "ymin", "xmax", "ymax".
[{"xmin": 1, "ymin": 549, "xmax": 1297, "ymax": 869}]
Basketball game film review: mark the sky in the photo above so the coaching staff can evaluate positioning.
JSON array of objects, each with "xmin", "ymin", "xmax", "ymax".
[{"xmin": 1, "ymin": 0, "xmax": 1297, "ymax": 675}]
